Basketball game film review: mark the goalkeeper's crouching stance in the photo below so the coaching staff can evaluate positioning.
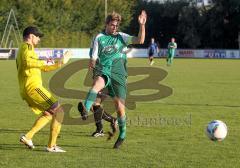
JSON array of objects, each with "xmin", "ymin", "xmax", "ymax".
[{"xmin": 16, "ymin": 26, "xmax": 71, "ymax": 152}]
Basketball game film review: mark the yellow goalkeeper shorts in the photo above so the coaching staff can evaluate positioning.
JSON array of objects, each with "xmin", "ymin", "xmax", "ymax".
[{"xmin": 23, "ymin": 87, "xmax": 58, "ymax": 115}]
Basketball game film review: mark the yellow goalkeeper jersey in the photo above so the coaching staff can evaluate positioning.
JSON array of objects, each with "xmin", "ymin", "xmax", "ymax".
[
  {"xmin": 16, "ymin": 42, "xmax": 61, "ymax": 98},
  {"xmin": 16, "ymin": 42, "xmax": 46, "ymax": 98}
]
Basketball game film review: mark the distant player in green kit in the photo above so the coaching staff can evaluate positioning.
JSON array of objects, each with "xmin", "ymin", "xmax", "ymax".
[
  {"xmin": 78, "ymin": 10, "xmax": 147, "ymax": 149},
  {"xmin": 167, "ymin": 37, "xmax": 177, "ymax": 66}
]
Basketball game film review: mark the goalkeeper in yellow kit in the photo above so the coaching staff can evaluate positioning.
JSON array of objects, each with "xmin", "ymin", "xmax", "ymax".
[{"xmin": 16, "ymin": 26, "xmax": 66, "ymax": 152}]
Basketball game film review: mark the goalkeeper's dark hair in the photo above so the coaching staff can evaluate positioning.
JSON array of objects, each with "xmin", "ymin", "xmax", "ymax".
[{"xmin": 105, "ymin": 11, "xmax": 121, "ymax": 24}]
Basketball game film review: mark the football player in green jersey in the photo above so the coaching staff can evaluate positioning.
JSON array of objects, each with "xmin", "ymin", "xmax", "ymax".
[
  {"xmin": 167, "ymin": 37, "xmax": 177, "ymax": 66},
  {"xmin": 78, "ymin": 10, "xmax": 147, "ymax": 149}
]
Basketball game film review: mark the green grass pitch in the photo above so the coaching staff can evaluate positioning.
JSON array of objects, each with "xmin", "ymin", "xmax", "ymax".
[{"xmin": 0, "ymin": 58, "xmax": 240, "ymax": 168}]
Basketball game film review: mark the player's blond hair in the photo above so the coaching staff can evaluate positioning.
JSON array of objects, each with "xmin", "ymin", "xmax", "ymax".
[{"xmin": 105, "ymin": 11, "xmax": 122, "ymax": 24}]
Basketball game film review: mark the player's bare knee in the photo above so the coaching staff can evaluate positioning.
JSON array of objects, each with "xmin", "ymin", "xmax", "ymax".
[
  {"xmin": 114, "ymin": 98, "xmax": 125, "ymax": 109},
  {"xmin": 46, "ymin": 104, "xmax": 64, "ymax": 115},
  {"xmin": 53, "ymin": 106, "xmax": 64, "ymax": 114}
]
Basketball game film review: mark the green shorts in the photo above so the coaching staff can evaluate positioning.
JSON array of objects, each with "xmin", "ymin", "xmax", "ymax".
[
  {"xmin": 168, "ymin": 50, "xmax": 175, "ymax": 58},
  {"xmin": 94, "ymin": 60, "xmax": 127, "ymax": 99},
  {"xmin": 95, "ymin": 73, "xmax": 127, "ymax": 100},
  {"xmin": 107, "ymin": 75, "xmax": 126, "ymax": 100}
]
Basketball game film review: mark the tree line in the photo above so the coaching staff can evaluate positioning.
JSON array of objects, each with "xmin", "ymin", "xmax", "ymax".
[{"xmin": 0, "ymin": 0, "xmax": 239, "ymax": 49}]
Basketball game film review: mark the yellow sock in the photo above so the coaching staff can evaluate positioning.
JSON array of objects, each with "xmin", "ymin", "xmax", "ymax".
[
  {"xmin": 25, "ymin": 114, "xmax": 52, "ymax": 140},
  {"xmin": 48, "ymin": 110, "xmax": 64, "ymax": 148}
]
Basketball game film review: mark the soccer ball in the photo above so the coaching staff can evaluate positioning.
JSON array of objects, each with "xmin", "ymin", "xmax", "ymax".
[{"xmin": 206, "ymin": 120, "xmax": 227, "ymax": 141}]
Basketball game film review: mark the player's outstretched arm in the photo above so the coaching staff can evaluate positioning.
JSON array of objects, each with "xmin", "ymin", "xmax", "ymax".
[
  {"xmin": 41, "ymin": 61, "xmax": 62, "ymax": 72},
  {"xmin": 132, "ymin": 10, "xmax": 147, "ymax": 44},
  {"xmin": 41, "ymin": 50, "xmax": 72, "ymax": 72}
]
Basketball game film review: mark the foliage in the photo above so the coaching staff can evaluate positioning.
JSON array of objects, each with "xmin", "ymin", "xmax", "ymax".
[
  {"xmin": 0, "ymin": 0, "xmax": 239, "ymax": 48},
  {"xmin": 0, "ymin": 0, "xmax": 136, "ymax": 48}
]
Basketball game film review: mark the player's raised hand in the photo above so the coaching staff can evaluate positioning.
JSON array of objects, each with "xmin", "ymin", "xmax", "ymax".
[
  {"xmin": 62, "ymin": 50, "xmax": 73, "ymax": 64},
  {"xmin": 138, "ymin": 10, "xmax": 147, "ymax": 25}
]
